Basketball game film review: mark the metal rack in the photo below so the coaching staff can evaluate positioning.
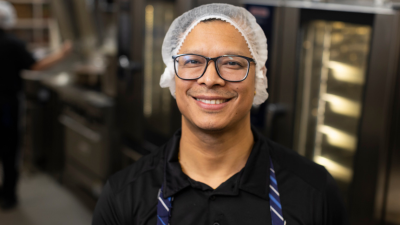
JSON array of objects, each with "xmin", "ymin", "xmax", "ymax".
[{"xmin": 7, "ymin": 0, "xmax": 55, "ymax": 49}]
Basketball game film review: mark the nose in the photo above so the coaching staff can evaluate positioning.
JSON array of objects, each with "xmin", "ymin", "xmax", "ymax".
[{"xmin": 197, "ymin": 60, "xmax": 226, "ymax": 88}]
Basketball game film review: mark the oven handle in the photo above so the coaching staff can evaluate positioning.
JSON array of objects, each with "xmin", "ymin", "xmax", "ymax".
[{"xmin": 59, "ymin": 115, "xmax": 101, "ymax": 142}]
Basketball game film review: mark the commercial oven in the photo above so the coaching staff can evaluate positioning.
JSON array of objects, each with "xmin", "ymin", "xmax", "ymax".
[
  {"xmin": 116, "ymin": 0, "xmax": 181, "ymax": 160},
  {"xmin": 243, "ymin": 1, "xmax": 400, "ymax": 224},
  {"xmin": 58, "ymin": 86, "xmax": 119, "ymax": 207}
]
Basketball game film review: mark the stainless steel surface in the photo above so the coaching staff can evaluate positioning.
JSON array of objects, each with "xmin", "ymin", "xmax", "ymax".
[
  {"xmin": 270, "ymin": 7, "xmax": 299, "ymax": 148},
  {"xmin": 287, "ymin": 1, "xmax": 394, "ymax": 14},
  {"xmin": 266, "ymin": 6, "xmax": 284, "ymax": 105},
  {"xmin": 293, "ymin": 20, "xmax": 372, "ymax": 197},
  {"xmin": 59, "ymin": 115, "xmax": 101, "ymax": 142},
  {"xmin": 59, "ymin": 85, "xmax": 118, "ymax": 201},
  {"xmin": 116, "ymin": 0, "xmax": 186, "ymax": 148},
  {"xmin": 386, "ymin": 85, "xmax": 400, "ymax": 224},
  {"xmin": 385, "ymin": 43, "xmax": 400, "ymax": 225},
  {"xmin": 116, "ymin": 0, "xmax": 145, "ymax": 142},
  {"xmin": 247, "ymin": 2, "xmax": 400, "ymax": 223},
  {"xmin": 23, "ymin": 72, "xmax": 68, "ymax": 176},
  {"xmin": 24, "ymin": 57, "xmax": 119, "ymax": 198},
  {"xmin": 197, "ymin": 0, "xmax": 240, "ymax": 5},
  {"xmin": 102, "ymin": 54, "xmax": 118, "ymax": 97},
  {"xmin": 63, "ymin": 114, "xmax": 107, "ymax": 180},
  {"xmin": 176, "ymin": 0, "xmax": 195, "ymax": 14},
  {"xmin": 142, "ymin": 2, "xmax": 175, "ymax": 137},
  {"xmin": 349, "ymin": 12, "xmax": 400, "ymax": 223},
  {"xmin": 50, "ymin": 0, "xmax": 97, "ymax": 58},
  {"xmin": 386, "ymin": 162, "xmax": 400, "ymax": 224},
  {"xmin": 241, "ymin": 0, "xmax": 396, "ymax": 13}
]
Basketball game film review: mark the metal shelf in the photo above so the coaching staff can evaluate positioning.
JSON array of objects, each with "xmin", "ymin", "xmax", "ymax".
[
  {"xmin": 14, "ymin": 19, "xmax": 51, "ymax": 29},
  {"xmin": 7, "ymin": 0, "xmax": 49, "ymax": 4}
]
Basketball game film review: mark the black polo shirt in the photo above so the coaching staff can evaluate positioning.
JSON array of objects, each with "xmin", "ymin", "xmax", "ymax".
[
  {"xmin": 92, "ymin": 127, "xmax": 347, "ymax": 225},
  {"xmin": 0, "ymin": 29, "xmax": 36, "ymax": 96}
]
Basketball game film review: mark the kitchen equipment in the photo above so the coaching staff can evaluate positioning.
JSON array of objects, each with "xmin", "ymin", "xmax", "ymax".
[{"xmin": 244, "ymin": 1, "xmax": 400, "ymax": 224}]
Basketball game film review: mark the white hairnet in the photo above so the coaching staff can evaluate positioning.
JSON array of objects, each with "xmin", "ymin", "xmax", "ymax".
[
  {"xmin": 0, "ymin": 1, "xmax": 16, "ymax": 29},
  {"xmin": 160, "ymin": 3, "xmax": 268, "ymax": 106}
]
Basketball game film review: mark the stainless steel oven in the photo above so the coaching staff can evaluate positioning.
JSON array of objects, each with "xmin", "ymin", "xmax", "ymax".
[
  {"xmin": 59, "ymin": 86, "xmax": 118, "ymax": 204},
  {"xmin": 243, "ymin": 1, "xmax": 400, "ymax": 224}
]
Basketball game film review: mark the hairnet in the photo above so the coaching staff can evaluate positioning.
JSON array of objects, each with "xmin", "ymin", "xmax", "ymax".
[
  {"xmin": 0, "ymin": 1, "xmax": 16, "ymax": 29},
  {"xmin": 160, "ymin": 3, "xmax": 268, "ymax": 106}
]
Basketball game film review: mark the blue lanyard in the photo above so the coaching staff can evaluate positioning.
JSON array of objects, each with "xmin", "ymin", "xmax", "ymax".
[{"xmin": 157, "ymin": 159, "xmax": 286, "ymax": 225}]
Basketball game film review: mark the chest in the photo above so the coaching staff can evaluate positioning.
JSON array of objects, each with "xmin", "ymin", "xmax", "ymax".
[
  {"xmin": 129, "ymin": 185, "xmax": 323, "ymax": 225},
  {"xmin": 133, "ymin": 189, "xmax": 273, "ymax": 225},
  {"xmin": 169, "ymin": 189, "xmax": 272, "ymax": 225}
]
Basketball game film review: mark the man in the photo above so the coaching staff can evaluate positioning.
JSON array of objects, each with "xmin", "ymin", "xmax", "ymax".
[
  {"xmin": 0, "ymin": 1, "xmax": 71, "ymax": 210},
  {"xmin": 93, "ymin": 3, "xmax": 347, "ymax": 225}
]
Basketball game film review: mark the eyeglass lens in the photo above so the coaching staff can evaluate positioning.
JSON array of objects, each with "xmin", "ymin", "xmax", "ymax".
[{"xmin": 174, "ymin": 55, "xmax": 249, "ymax": 81}]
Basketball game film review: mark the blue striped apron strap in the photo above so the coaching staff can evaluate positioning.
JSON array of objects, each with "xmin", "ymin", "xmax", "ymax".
[
  {"xmin": 156, "ymin": 159, "xmax": 285, "ymax": 225},
  {"xmin": 157, "ymin": 188, "xmax": 172, "ymax": 225},
  {"xmin": 269, "ymin": 158, "xmax": 286, "ymax": 225}
]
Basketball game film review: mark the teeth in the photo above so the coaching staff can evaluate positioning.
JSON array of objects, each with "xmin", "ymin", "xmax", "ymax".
[{"xmin": 196, "ymin": 98, "xmax": 227, "ymax": 104}]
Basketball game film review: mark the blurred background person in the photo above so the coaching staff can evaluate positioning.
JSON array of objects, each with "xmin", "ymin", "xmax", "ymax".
[{"xmin": 0, "ymin": 0, "xmax": 71, "ymax": 210}]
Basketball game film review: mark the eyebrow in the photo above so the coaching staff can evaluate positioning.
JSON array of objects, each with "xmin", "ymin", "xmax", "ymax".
[{"xmin": 180, "ymin": 49, "xmax": 249, "ymax": 56}]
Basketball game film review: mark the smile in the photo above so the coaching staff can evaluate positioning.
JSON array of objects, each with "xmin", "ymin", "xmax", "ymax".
[{"xmin": 195, "ymin": 98, "xmax": 228, "ymax": 104}]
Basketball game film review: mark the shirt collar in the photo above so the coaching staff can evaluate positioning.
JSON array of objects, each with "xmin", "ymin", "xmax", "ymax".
[
  {"xmin": 238, "ymin": 127, "xmax": 270, "ymax": 200},
  {"xmin": 162, "ymin": 126, "xmax": 270, "ymax": 200},
  {"xmin": 163, "ymin": 129, "xmax": 191, "ymax": 198}
]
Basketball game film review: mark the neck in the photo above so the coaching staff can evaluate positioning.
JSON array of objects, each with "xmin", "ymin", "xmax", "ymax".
[{"xmin": 179, "ymin": 116, "xmax": 254, "ymax": 189}]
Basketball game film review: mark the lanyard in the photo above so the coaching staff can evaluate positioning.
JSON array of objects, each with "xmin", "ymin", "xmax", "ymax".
[{"xmin": 157, "ymin": 159, "xmax": 286, "ymax": 225}]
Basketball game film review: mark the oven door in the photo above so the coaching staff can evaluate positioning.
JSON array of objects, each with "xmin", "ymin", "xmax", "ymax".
[{"xmin": 263, "ymin": 3, "xmax": 400, "ymax": 224}]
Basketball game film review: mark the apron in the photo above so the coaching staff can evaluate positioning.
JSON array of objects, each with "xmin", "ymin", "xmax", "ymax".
[{"xmin": 156, "ymin": 159, "xmax": 286, "ymax": 225}]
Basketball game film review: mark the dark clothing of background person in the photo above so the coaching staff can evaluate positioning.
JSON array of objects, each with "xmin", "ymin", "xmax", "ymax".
[
  {"xmin": 0, "ymin": 28, "xmax": 36, "ymax": 207},
  {"xmin": 92, "ymin": 127, "xmax": 348, "ymax": 225}
]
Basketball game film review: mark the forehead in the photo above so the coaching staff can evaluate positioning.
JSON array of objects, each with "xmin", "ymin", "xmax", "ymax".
[{"xmin": 178, "ymin": 20, "xmax": 252, "ymax": 57}]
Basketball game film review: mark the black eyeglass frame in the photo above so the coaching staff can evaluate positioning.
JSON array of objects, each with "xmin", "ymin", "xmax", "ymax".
[{"xmin": 172, "ymin": 54, "xmax": 256, "ymax": 82}]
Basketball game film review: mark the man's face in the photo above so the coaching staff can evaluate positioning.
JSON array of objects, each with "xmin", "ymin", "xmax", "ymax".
[{"xmin": 175, "ymin": 21, "xmax": 255, "ymax": 131}]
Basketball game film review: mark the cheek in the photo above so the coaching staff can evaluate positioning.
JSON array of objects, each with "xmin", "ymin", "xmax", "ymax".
[
  {"xmin": 240, "ymin": 76, "xmax": 256, "ymax": 99},
  {"xmin": 175, "ymin": 77, "xmax": 186, "ymax": 97},
  {"xmin": 237, "ymin": 74, "xmax": 256, "ymax": 107},
  {"xmin": 229, "ymin": 83, "xmax": 255, "ymax": 113},
  {"xmin": 175, "ymin": 79, "xmax": 184, "ymax": 106},
  {"xmin": 174, "ymin": 77, "xmax": 192, "ymax": 108}
]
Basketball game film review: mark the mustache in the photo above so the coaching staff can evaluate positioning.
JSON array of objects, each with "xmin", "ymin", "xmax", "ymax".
[{"xmin": 187, "ymin": 87, "xmax": 237, "ymax": 98}]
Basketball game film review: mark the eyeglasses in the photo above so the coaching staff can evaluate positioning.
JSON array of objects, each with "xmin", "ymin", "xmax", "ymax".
[{"xmin": 172, "ymin": 54, "xmax": 256, "ymax": 82}]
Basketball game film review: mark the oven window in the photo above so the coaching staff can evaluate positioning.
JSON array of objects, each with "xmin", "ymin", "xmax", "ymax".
[{"xmin": 294, "ymin": 20, "xmax": 372, "ymax": 198}]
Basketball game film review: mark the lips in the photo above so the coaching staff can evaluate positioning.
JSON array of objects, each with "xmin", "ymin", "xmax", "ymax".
[
  {"xmin": 192, "ymin": 96, "xmax": 233, "ymax": 110},
  {"xmin": 195, "ymin": 98, "xmax": 228, "ymax": 105}
]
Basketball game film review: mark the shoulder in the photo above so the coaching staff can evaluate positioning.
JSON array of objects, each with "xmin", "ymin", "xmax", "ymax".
[
  {"xmin": 107, "ymin": 145, "xmax": 165, "ymax": 195},
  {"xmin": 92, "ymin": 146, "xmax": 165, "ymax": 224},
  {"xmin": 0, "ymin": 33, "xmax": 30, "ymax": 58},
  {"xmin": 0, "ymin": 33, "xmax": 24, "ymax": 47},
  {"xmin": 266, "ymin": 138, "xmax": 329, "ymax": 192}
]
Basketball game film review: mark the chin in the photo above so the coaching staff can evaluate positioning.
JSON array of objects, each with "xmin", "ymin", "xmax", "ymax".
[
  {"xmin": 198, "ymin": 123, "xmax": 226, "ymax": 132},
  {"xmin": 185, "ymin": 116, "xmax": 229, "ymax": 132}
]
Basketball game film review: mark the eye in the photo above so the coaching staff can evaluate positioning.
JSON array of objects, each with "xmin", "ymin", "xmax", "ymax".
[
  {"xmin": 185, "ymin": 60, "xmax": 200, "ymax": 65},
  {"xmin": 218, "ymin": 56, "xmax": 248, "ymax": 69},
  {"xmin": 223, "ymin": 60, "xmax": 244, "ymax": 68},
  {"xmin": 227, "ymin": 61, "xmax": 240, "ymax": 66}
]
